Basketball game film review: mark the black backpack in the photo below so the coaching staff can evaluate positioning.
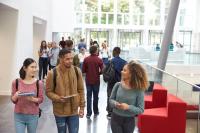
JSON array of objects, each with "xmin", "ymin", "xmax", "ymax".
[
  {"xmin": 15, "ymin": 79, "xmax": 42, "ymax": 117},
  {"xmin": 102, "ymin": 60, "xmax": 115, "ymax": 82}
]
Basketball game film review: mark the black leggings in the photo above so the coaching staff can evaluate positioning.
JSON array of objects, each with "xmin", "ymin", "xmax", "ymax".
[
  {"xmin": 39, "ymin": 57, "xmax": 48, "ymax": 80},
  {"xmin": 111, "ymin": 113, "xmax": 135, "ymax": 133}
]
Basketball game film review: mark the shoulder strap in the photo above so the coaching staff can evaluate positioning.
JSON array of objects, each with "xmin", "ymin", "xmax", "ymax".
[
  {"xmin": 16, "ymin": 79, "xmax": 39, "ymax": 97},
  {"xmin": 16, "ymin": 79, "xmax": 18, "ymax": 91},
  {"xmin": 53, "ymin": 67, "xmax": 57, "ymax": 90},
  {"xmin": 74, "ymin": 66, "xmax": 79, "ymax": 80},
  {"xmin": 36, "ymin": 80, "xmax": 39, "ymax": 97}
]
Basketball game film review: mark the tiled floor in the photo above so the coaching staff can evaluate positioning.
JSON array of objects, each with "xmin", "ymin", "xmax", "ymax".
[{"xmin": 0, "ymin": 77, "xmax": 198, "ymax": 133}]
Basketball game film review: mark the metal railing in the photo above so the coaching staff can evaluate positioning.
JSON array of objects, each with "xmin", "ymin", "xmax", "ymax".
[{"xmin": 138, "ymin": 60, "xmax": 200, "ymax": 133}]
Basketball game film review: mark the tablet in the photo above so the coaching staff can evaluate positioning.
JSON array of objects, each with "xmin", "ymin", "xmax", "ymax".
[
  {"xmin": 18, "ymin": 92, "xmax": 36, "ymax": 96},
  {"xmin": 62, "ymin": 94, "xmax": 78, "ymax": 99}
]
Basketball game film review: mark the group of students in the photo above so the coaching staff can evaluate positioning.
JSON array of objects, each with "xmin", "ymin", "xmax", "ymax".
[
  {"xmin": 38, "ymin": 40, "xmax": 60, "ymax": 80},
  {"xmin": 11, "ymin": 40, "xmax": 149, "ymax": 133}
]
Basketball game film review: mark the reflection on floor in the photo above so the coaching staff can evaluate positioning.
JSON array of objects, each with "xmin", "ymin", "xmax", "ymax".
[{"xmin": 0, "ymin": 77, "xmax": 198, "ymax": 133}]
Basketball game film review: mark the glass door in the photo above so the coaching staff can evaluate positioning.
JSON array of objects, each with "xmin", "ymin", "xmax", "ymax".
[
  {"xmin": 89, "ymin": 30, "xmax": 109, "ymax": 47},
  {"xmin": 118, "ymin": 30, "xmax": 142, "ymax": 50}
]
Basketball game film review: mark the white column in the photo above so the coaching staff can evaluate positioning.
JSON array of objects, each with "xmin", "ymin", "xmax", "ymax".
[
  {"xmin": 98, "ymin": 0, "xmax": 101, "ymax": 24},
  {"xmin": 112, "ymin": 0, "xmax": 118, "ymax": 48},
  {"xmin": 192, "ymin": 0, "xmax": 200, "ymax": 53},
  {"xmin": 143, "ymin": 0, "xmax": 149, "ymax": 45},
  {"xmin": 157, "ymin": 0, "xmax": 180, "ymax": 70}
]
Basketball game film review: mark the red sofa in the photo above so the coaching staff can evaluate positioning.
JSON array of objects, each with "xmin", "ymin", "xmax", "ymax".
[
  {"xmin": 138, "ymin": 94, "xmax": 187, "ymax": 133},
  {"xmin": 145, "ymin": 83, "xmax": 167, "ymax": 109}
]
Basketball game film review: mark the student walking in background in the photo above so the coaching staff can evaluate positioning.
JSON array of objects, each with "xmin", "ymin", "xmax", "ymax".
[
  {"xmin": 38, "ymin": 40, "xmax": 49, "ymax": 80},
  {"xmin": 110, "ymin": 60, "xmax": 148, "ymax": 133},
  {"xmin": 101, "ymin": 41, "xmax": 110, "ymax": 66},
  {"xmin": 11, "ymin": 58, "xmax": 43, "ymax": 133},
  {"xmin": 82, "ymin": 46, "xmax": 103, "ymax": 118},
  {"xmin": 78, "ymin": 48, "xmax": 88, "ymax": 70},
  {"xmin": 59, "ymin": 37, "xmax": 66, "ymax": 49},
  {"xmin": 48, "ymin": 41, "xmax": 60, "ymax": 69},
  {"xmin": 106, "ymin": 47, "xmax": 126, "ymax": 119}
]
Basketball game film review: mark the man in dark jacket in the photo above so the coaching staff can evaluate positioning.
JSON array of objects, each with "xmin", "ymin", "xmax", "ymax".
[{"xmin": 106, "ymin": 47, "xmax": 127, "ymax": 119}]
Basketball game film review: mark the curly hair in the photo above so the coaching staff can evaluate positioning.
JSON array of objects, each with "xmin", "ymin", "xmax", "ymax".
[{"xmin": 127, "ymin": 60, "xmax": 148, "ymax": 90}]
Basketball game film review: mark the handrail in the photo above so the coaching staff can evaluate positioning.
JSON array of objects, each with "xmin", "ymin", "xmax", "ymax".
[
  {"xmin": 138, "ymin": 60, "xmax": 200, "ymax": 132},
  {"xmin": 137, "ymin": 60, "xmax": 200, "ymax": 91}
]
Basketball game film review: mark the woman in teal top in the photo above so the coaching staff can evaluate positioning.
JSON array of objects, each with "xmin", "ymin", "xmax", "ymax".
[{"xmin": 110, "ymin": 60, "xmax": 148, "ymax": 133}]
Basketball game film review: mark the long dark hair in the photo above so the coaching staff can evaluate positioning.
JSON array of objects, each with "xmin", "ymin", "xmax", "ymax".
[
  {"xmin": 40, "ymin": 40, "xmax": 47, "ymax": 52},
  {"xmin": 19, "ymin": 58, "xmax": 36, "ymax": 79}
]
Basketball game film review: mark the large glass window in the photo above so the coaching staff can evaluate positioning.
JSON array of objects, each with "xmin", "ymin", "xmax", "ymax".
[
  {"xmin": 117, "ymin": 14, "xmax": 122, "ymax": 25},
  {"xmin": 101, "ymin": 13, "xmax": 106, "ymax": 24},
  {"xmin": 117, "ymin": 0, "xmax": 129, "ymax": 13},
  {"xmin": 179, "ymin": 9, "xmax": 186, "ymax": 26},
  {"xmin": 101, "ymin": 0, "xmax": 114, "ymax": 12},
  {"xmin": 118, "ymin": 30, "xmax": 143, "ymax": 50},
  {"xmin": 90, "ymin": 30, "xmax": 109, "ymax": 44},
  {"xmin": 148, "ymin": 0, "xmax": 161, "ymax": 26},
  {"xmin": 149, "ymin": 30, "xmax": 163, "ymax": 46},
  {"xmin": 92, "ymin": 13, "xmax": 98, "ymax": 24},
  {"xmin": 108, "ymin": 14, "xmax": 114, "ymax": 24},
  {"xmin": 74, "ymin": 0, "xmax": 83, "ymax": 11},
  {"xmin": 85, "ymin": 0, "xmax": 98, "ymax": 12},
  {"xmin": 76, "ymin": 13, "xmax": 82, "ymax": 24},
  {"xmin": 124, "ymin": 14, "xmax": 129, "ymax": 25},
  {"xmin": 85, "ymin": 13, "xmax": 90, "ymax": 24},
  {"xmin": 178, "ymin": 31, "xmax": 192, "ymax": 52},
  {"xmin": 74, "ymin": 28, "xmax": 82, "ymax": 45},
  {"xmin": 132, "ymin": 0, "xmax": 144, "ymax": 13}
]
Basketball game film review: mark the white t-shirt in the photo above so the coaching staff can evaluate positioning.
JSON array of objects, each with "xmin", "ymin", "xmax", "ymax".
[
  {"xmin": 101, "ymin": 48, "xmax": 109, "ymax": 58},
  {"xmin": 40, "ymin": 49, "xmax": 49, "ymax": 58}
]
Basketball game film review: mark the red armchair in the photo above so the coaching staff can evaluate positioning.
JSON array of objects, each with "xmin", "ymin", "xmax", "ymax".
[
  {"xmin": 145, "ymin": 83, "xmax": 167, "ymax": 109},
  {"xmin": 138, "ymin": 94, "xmax": 187, "ymax": 133}
]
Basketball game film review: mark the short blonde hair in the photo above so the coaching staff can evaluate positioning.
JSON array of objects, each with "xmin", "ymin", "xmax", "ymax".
[{"xmin": 127, "ymin": 60, "xmax": 148, "ymax": 90}]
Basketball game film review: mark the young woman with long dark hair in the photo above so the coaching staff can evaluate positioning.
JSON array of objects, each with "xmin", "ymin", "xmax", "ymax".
[
  {"xmin": 11, "ymin": 58, "xmax": 43, "ymax": 133},
  {"xmin": 38, "ymin": 40, "xmax": 49, "ymax": 80}
]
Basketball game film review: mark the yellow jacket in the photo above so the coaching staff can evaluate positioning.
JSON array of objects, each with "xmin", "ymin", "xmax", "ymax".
[{"xmin": 46, "ymin": 64, "xmax": 85, "ymax": 116}]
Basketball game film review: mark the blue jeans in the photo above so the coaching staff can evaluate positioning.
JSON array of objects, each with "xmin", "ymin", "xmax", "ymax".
[
  {"xmin": 86, "ymin": 84, "xmax": 100, "ymax": 116},
  {"xmin": 55, "ymin": 115, "xmax": 79, "ymax": 133},
  {"xmin": 14, "ymin": 113, "xmax": 39, "ymax": 133},
  {"xmin": 102, "ymin": 58, "xmax": 109, "ymax": 65},
  {"xmin": 79, "ymin": 62, "xmax": 83, "ymax": 71}
]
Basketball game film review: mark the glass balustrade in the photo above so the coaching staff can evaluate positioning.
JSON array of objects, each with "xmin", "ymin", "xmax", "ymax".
[{"xmin": 138, "ymin": 60, "xmax": 200, "ymax": 133}]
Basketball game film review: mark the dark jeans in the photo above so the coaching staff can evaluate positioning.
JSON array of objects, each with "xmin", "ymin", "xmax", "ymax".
[
  {"xmin": 48, "ymin": 58, "xmax": 51, "ymax": 70},
  {"xmin": 107, "ymin": 81, "xmax": 116, "ymax": 114},
  {"xmin": 39, "ymin": 57, "xmax": 48, "ymax": 80},
  {"xmin": 102, "ymin": 58, "xmax": 109, "ymax": 66},
  {"xmin": 86, "ymin": 84, "xmax": 100, "ymax": 116},
  {"xmin": 111, "ymin": 113, "xmax": 135, "ymax": 133},
  {"xmin": 54, "ymin": 115, "xmax": 79, "ymax": 133}
]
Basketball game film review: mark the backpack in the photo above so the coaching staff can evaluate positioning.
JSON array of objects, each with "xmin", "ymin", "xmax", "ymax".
[
  {"xmin": 52, "ymin": 66, "xmax": 79, "ymax": 89},
  {"xmin": 15, "ymin": 79, "xmax": 42, "ymax": 117},
  {"xmin": 102, "ymin": 60, "xmax": 115, "ymax": 82}
]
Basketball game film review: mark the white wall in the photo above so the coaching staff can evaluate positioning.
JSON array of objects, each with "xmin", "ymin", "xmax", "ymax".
[
  {"xmin": 0, "ymin": 0, "xmax": 52, "ymax": 95},
  {"xmin": 52, "ymin": 0, "xmax": 75, "ymax": 32},
  {"xmin": 0, "ymin": 4, "xmax": 18, "ymax": 95},
  {"xmin": 33, "ymin": 19, "xmax": 47, "ymax": 61},
  {"xmin": 192, "ymin": 0, "xmax": 200, "ymax": 53}
]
